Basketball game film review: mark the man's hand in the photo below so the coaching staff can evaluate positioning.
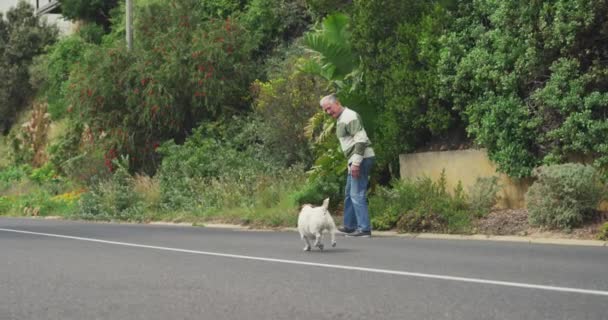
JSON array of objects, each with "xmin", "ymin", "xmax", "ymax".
[{"xmin": 351, "ymin": 164, "xmax": 360, "ymax": 178}]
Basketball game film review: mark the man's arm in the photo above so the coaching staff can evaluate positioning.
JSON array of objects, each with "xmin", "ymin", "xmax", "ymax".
[{"xmin": 346, "ymin": 114, "xmax": 370, "ymax": 167}]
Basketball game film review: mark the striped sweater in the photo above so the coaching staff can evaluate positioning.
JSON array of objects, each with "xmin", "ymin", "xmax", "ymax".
[{"xmin": 336, "ymin": 107, "xmax": 375, "ymax": 166}]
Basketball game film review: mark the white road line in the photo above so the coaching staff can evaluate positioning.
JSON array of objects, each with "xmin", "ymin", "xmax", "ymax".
[{"xmin": 2, "ymin": 227, "xmax": 608, "ymax": 297}]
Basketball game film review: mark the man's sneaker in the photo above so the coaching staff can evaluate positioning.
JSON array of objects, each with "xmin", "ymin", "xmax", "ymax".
[
  {"xmin": 337, "ymin": 226, "xmax": 355, "ymax": 234},
  {"xmin": 345, "ymin": 230, "xmax": 372, "ymax": 237}
]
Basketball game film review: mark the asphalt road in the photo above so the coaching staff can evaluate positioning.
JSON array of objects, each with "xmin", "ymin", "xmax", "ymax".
[{"xmin": 1, "ymin": 217, "xmax": 607, "ymax": 320}]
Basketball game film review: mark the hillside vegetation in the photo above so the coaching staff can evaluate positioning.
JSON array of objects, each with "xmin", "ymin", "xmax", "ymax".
[{"xmin": 1, "ymin": 0, "xmax": 607, "ymax": 237}]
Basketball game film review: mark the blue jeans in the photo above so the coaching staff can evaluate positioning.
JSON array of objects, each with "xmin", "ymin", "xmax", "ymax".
[{"xmin": 343, "ymin": 157, "xmax": 374, "ymax": 232}]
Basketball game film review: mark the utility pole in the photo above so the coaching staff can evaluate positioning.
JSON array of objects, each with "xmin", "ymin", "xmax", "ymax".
[{"xmin": 126, "ymin": 0, "xmax": 133, "ymax": 51}]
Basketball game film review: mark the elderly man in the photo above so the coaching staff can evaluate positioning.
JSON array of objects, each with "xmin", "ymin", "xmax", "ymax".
[{"xmin": 320, "ymin": 94, "xmax": 375, "ymax": 237}]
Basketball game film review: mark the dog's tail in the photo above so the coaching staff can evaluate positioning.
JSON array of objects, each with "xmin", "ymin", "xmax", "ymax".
[{"xmin": 322, "ymin": 198, "xmax": 330, "ymax": 213}]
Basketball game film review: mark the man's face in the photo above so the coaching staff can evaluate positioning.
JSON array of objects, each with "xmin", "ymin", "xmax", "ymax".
[{"xmin": 322, "ymin": 101, "xmax": 342, "ymax": 119}]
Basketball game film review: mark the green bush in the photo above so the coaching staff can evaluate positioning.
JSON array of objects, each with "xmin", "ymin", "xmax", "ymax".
[
  {"xmin": 598, "ymin": 222, "xmax": 608, "ymax": 241},
  {"xmin": 59, "ymin": 0, "xmax": 118, "ymax": 28},
  {"xmin": 156, "ymin": 118, "xmax": 281, "ymax": 211},
  {"xmin": 306, "ymin": 0, "xmax": 353, "ymax": 19},
  {"xmin": 243, "ymin": 0, "xmax": 311, "ymax": 55},
  {"xmin": 0, "ymin": 196, "xmax": 10, "ymax": 213},
  {"xmin": 59, "ymin": 146, "xmax": 112, "ymax": 186},
  {"xmin": 0, "ymin": 165, "xmax": 30, "ymax": 194},
  {"xmin": 438, "ymin": 1, "xmax": 608, "ymax": 178},
  {"xmin": 396, "ymin": 176, "xmax": 469, "ymax": 234},
  {"xmin": 370, "ymin": 171, "xmax": 471, "ymax": 233},
  {"xmin": 78, "ymin": 157, "xmax": 144, "ymax": 221},
  {"xmin": 65, "ymin": 0, "xmax": 259, "ymax": 173},
  {"xmin": 352, "ymin": 1, "xmax": 455, "ymax": 171},
  {"xmin": 0, "ymin": 2, "xmax": 57, "ymax": 133},
  {"xmin": 291, "ymin": 173, "xmax": 343, "ymax": 208},
  {"xmin": 468, "ymin": 176, "xmax": 501, "ymax": 217},
  {"xmin": 0, "ymin": 164, "xmax": 29, "ymax": 183},
  {"xmin": 251, "ymin": 46, "xmax": 326, "ymax": 167},
  {"xmin": 77, "ymin": 23, "xmax": 105, "ymax": 44},
  {"xmin": 369, "ymin": 179, "xmax": 418, "ymax": 230},
  {"xmin": 29, "ymin": 163, "xmax": 57, "ymax": 184},
  {"xmin": 31, "ymin": 36, "xmax": 89, "ymax": 119},
  {"xmin": 526, "ymin": 164, "xmax": 606, "ymax": 230}
]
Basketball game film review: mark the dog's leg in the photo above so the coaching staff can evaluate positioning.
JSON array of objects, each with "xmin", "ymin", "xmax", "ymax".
[
  {"xmin": 329, "ymin": 221, "xmax": 337, "ymax": 247},
  {"xmin": 302, "ymin": 235, "xmax": 311, "ymax": 251},
  {"xmin": 314, "ymin": 232, "xmax": 324, "ymax": 250}
]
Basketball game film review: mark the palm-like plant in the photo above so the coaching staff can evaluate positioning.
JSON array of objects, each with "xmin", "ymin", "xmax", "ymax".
[
  {"xmin": 299, "ymin": 13, "xmax": 364, "ymax": 184},
  {"xmin": 300, "ymin": 13, "xmax": 359, "ymax": 89}
]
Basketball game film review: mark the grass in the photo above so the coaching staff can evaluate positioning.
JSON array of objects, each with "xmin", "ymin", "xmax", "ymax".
[
  {"xmin": 0, "ymin": 189, "xmax": 80, "ymax": 217},
  {"xmin": 0, "ymin": 136, "xmax": 10, "ymax": 168},
  {"xmin": 47, "ymin": 118, "xmax": 69, "ymax": 143},
  {"xmin": 142, "ymin": 170, "xmax": 302, "ymax": 227}
]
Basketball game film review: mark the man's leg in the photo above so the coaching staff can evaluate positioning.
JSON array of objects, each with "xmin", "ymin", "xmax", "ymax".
[
  {"xmin": 349, "ymin": 157, "xmax": 374, "ymax": 233},
  {"xmin": 342, "ymin": 173, "xmax": 357, "ymax": 232}
]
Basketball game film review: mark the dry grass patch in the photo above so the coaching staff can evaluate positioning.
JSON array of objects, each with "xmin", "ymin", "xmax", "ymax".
[{"xmin": 133, "ymin": 173, "xmax": 161, "ymax": 207}]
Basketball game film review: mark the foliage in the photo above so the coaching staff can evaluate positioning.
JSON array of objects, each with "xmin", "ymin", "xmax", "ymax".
[
  {"xmin": 78, "ymin": 156, "xmax": 145, "ymax": 221},
  {"xmin": 0, "ymin": 190, "xmax": 79, "ymax": 217},
  {"xmin": 291, "ymin": 171, "xmax": 343, "ymax": 207},
  {"xmin": 467, "ymin": 176, "xmax": 501, "ymax": 217},
  {"xmin": 243, "ymin": 0, "xmax": 312, "ymax": 56},
  {"xmin": 598, "ymin": 222, "xmax": 608, "ymax": 241},
  {"xmin": 0, "ymin": 196, "xmax": 9, "ymax": 213},
  {"xmin": 300, "ymin": 13, "xmax": 358, "ymax": 88},
  {"xmin": 0, "ymin": 1, "xmax": 57, "ymax": 134},
  {"xmin": 369, "ymin": 179, "xmax": 418, "ymax": 230},
  {"xmin": 189, "ymin": 0, "xmax": 247, "ymax": 18},
  {"xmin": 29, "ymin": 163, "xmax": 57, "ymax": 185},
  {"xmin": 64, "ymin": 0, "xmax": 258, "ymax": 173},
  {"xmin": 132, "ymin": 173, "xmax": 161, "ymax": 211},
  {"xmin": 352, "ymin": 0, "xmax": 456, "ymax": 172},
  {"xmin": 0, "ymin": 164, "xmax": 30, "ymax": 189},
  {"xmin": 9, "ymin": 101, "xmax": 51, "ymax": 167},
  {"xmin": 156, "ymin": 118, "xmax": 280, "ymax": 210},
  {"xmin": 370, "ymin": 171, "xmax": 470, "ymax": 233},
  {"xmin": 302, "ymin": 110, "xmax": 346, "ymax": 205},
  {"xmin": 46, "ymin": 123, "xmax": 105, "ymax": 184},
  {"xmin": 59, "ymin": 0, "xmax": 119, "ymax": 29},
  {"xmin": 0, "ymin": 136, "xmax": 9, "ymax": 168},
  {"xmin": 0, "ymin": 162, "xmax": 77, "ymax": 217},
  {"xmin": 298, "ymin": 13, "xmax": 371, "ymax": 201},
  {"xmin": 76, "ymin": 23, "xmax": 105, "ymax": 44},
  {"xmin": 526, "ymin": 164, "xmax": 606, "ymax": 230},
  {"xmin": 150, "ymin": 113, "xmax": 314, "ymax": 225},
  {"xmin": 437, "ymin": 0, "xmax": 608, "ymax": 178},
  {"xmin": 251, "ymin": 46, "xmax": 326, "ymax": 166},
  {"xmin": 306, "ymin": 0, "xmax": 353, "ymax": 19},
  {"xmin": 300, "ymin": 13, "xmax": 373, "ymax": 132},
  {"xmin": 156, "ymin": 166, "xmax": 305, "ymax": 227},
  {"xmin": 31, "ymin": 36, "xmax": 89, "ymax": 119}
]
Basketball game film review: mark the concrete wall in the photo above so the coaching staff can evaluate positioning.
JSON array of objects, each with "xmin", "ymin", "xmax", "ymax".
[{"xmin": 399, "ymin": 149, "xmax": 531, "ymax": 209}]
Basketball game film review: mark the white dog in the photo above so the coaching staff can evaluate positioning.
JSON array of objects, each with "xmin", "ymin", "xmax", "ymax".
[{"xmin": 297, "ymin": 198, "xmax": 337, "ymax": 251}]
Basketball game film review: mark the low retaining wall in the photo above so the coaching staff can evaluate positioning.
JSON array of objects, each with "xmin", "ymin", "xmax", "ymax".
[{"xmin": 399, "ymin": 149, "xmax": 530, "ymax": 209}]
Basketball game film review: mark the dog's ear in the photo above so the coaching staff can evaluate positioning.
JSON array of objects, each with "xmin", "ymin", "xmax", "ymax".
[{"xmin": 322, "ymin": 198, "xmax": 330, "ymax": 209}]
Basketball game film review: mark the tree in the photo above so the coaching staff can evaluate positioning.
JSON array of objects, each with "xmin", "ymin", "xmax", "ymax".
[
  {"xmin": 0, "ymin": 1, "xmax": 57, "ymax": 134},
  {"xmin": 437, "ymin": 0, "xmax": 608, "ymax": 177},
  {"xmin": 59, "ymin": 0, "xmax": 119, "ymax": 30},
  {"xmin": 351, "ymin": 0, "xmax": 457, "ymax": 175},
  {"xmin": 64, "ymin": 0, "xmax": 258, "ymax": 173}
]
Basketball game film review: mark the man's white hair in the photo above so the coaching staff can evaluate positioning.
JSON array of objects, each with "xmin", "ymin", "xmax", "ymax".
[{"xmin": 320, "ymin": 94, "xmax": 338, "ymax": 107}]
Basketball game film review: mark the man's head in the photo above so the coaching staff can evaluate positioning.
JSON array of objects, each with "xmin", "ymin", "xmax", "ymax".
[{"xmin": 320, "ymin": 94, "xmax": 343, "ymax": 119}]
